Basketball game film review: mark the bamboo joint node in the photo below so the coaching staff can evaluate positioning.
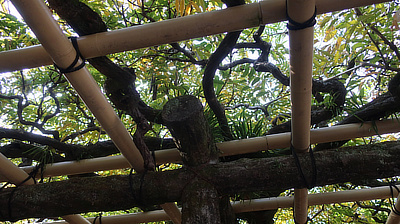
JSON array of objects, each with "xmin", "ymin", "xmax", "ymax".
[{"xmin": 265, "ymin": 136, "xmax": 270, "ymax": 151}]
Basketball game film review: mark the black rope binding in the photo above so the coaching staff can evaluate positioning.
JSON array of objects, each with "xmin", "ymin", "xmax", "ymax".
[
  {"xmin": 291, "ymin": 144, "xmax": 317, "ymax": 189},
  {"xmin": 286, "ymin": 2, "xmax": 317, "ymax": 31},
  {"xmin": 28, "ymin": 163, "xmax": 46, "ymax": 184},
  {"xmin": 389, "ymin": 182, "xmax": 400, "ymax": 216},
  {"xmin": 54, "ymin": 37, "xmax": 86, "ymax": 74},
  {"xmin": 129, "ymin": 168, "xmax": 147, "ymax": 207},
  {"xmin": 92, "ymin": 213, "xmax": 102, "ymax": 224}
]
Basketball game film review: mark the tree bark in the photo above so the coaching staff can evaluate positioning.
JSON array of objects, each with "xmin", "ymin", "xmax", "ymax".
[
  {"xmin": 0, "ymin": 133, "xmax": 176, "ymax": 163},
  {"xmin": 162, "ymin": 95, "xmax": 219, "ymax": 166},
  {"xmin": 1, "ymin": 141, "xmax": 400, "ymax": 221},
  {"xmin": 162, "ymin": 95, "xmax": 227, "ymax": 223},
  {"xmin": 181, "ymin": 178, "xmax": 221, "ymax": 224}
]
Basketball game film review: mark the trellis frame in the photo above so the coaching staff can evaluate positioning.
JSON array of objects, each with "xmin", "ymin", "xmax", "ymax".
[{"xmin": 0, "ymin": 0, "xmax": 397, "ymax": 223}]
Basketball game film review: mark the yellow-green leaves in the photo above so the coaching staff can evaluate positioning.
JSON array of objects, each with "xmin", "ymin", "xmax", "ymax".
[{"xmin": 175, "ymin": 0, "xmax": 206, "ymax": 16}]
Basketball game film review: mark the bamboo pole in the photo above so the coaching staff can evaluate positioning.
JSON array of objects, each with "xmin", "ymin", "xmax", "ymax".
[
  {"xmin": 60, "ymin": 216, "xmax": 91, "ymax": 224},
  {"xmin": 45, "ymin": 185, "xmax": 400, "ymax": 224},
  {"xmin": 46, "ymin": 210, "xmax": 172, "ymax": 224},
  {"xmin": 232, "ymin": 185, "xmax": 400, "ymax": 213},
  {"xmin": 288, "ymin": 0, "xmax": 315, "ymax": 153},
  {"xmin": 0, "ymin": 0, "xmax": 388, "ymax": 73},
  {"xmin": 10, "ymin": 0, "xmax": 181, "ymax": 222},
  {"xmin": 386, "ymin": 194, "xmax": 400, "ymax": 224},
  {"xmin": 160, "ymin": 203, "xmax": 182, "ymax": 224},
  {"xmin": 0, "ymin": 153, "xmax": 90, "ymax": 224},
  {"xmin": 220, "ymin": 119, "xmax": 400, "ymax": 156},
  {"xmin": 287, "ymin": 0, "xmax": 316, "ymax": 222},
  {"xmin": 1, "ymin": 119, "xmax": 398, "ymax": 181},
  {"xmin": 0, "ymin": 153, "xmax": 36, "ymax": 186}
]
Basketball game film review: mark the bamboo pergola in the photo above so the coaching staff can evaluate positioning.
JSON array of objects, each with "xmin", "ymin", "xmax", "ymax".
[{"xmin": 0, "ymin": 0, "xmax": 397, "ymax": 223}]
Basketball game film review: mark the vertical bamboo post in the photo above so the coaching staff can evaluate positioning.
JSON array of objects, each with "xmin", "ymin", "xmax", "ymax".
[
  {"xmin": 0, "ymin": 153, "xmax": 91, "ymax": 224},
  {"xmin": 10, "ymin": 0, "xmax": 181, "ymax": 222},
  {"xmin": 287, "ymin": 0, "xmax": 316, "ymax": 223}
]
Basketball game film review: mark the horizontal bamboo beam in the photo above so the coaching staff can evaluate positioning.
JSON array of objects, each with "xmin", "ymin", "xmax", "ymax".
[
  {"xmin": 45, "ymin": 185, "xmax": 400, "ymax": 224},
  {"xmin": 46, "ymin": 210, "xmax": 172, "ymax": 224},
  {"xmin": 0, "ymin": 0, "xmax": 388, "ymax": 73},
  {"xmin": 219, "ymin": 118, "xmax": 400, "ymax": 156},
  {"xmin": 1, "ymin": 119, "xmax": 399, "ymax": 181},
  {"xmin": 232, "ymin": 185, "xmax": 400, "ymax": 213}
]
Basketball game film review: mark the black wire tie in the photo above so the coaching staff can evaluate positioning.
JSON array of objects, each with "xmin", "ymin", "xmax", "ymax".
[
  {"xmin": 291, "ymin": 144, "xmax": 317, "ymax": 189},
  {"xmin": 129, "ymin": 168, "xmax": 147, "ymax": 207},
  {"xmin": 286, "ymin": 3, "xmax": 317, "ymax": 31},
  {"xmin": 54, "ymin": 37, "xmax": 86, "ymax": 74},
  {"xmin": 93, "ymin": 213, "xmax": 102, "ymax": 224}
]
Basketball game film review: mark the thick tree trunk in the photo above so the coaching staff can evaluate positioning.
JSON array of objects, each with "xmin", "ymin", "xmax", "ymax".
[
  {"xmin": 1, "ymin": 142, "xmax": 400, "ymax": 221},
  {"xmin": 162, "ymin": 96, "xmax": 229, "ymax": 223},
  {"xmin": 181, "ymin": 178, "xmax": 221, "ymax": 224},
  {"xmin": 162, "ymin": 95, "xmax": 219, "ymax": 166}
]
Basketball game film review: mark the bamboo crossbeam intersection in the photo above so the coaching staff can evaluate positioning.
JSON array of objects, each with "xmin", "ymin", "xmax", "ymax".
[{"xmin": 0, "ymin": 0, "xmax": 389, "ymax": 73}]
